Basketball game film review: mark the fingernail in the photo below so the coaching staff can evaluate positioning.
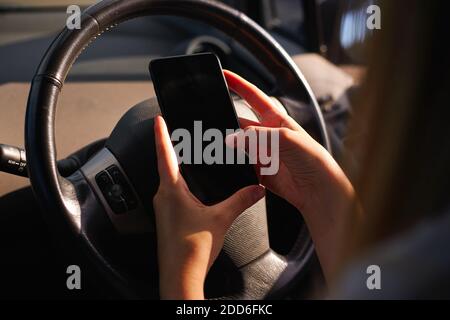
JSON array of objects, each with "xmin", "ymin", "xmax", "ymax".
[{"xmin": 253, "ymin": 185, "xmax": 265, "ymax": 202}]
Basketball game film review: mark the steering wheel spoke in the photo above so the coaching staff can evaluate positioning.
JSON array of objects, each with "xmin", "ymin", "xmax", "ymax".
[{"xmin": 80, "ymin": 148, "xmax": 153, "ymax": 234}]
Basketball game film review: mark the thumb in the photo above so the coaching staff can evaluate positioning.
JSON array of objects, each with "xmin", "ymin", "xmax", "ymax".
[{"xmin": 214, "ymin": 185, "xmax": 265, "ymax": 222}]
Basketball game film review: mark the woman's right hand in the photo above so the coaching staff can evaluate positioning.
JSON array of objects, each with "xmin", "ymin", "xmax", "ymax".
[{"xmin": 224, "ymin": 70, "xmax": 356, "ymax": 280}]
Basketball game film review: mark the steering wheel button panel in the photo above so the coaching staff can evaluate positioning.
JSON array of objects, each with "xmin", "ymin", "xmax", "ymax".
[
  {"xmin": 82, "ymin": 148, "xmax": 153, "ymax": 234},
  {"xmin": 95, "ymin": 170, "xmax": 127, "ymax": 214},
  {"xmin": 109, "ymin": 184, "xmax": 123, "ymax": 197},
  {"xmin": 106, "ymin": 195, "xmax": 128, "ymax": 215},
  {"xmin": 106, "ymin": 165, "xmax": 138, "ymax": 210},
  {"xmin": 95, "ymin": 171, "xmax": 113, "ymax": 189}
]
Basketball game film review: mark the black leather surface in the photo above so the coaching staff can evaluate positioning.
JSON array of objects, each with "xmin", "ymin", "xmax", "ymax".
[
  {"xmin": 25, "ymin": 0, "xmax": 329, "ymax": 299},
  {"xmin": 106, "ymin": 99, "xmax": 160, "ymax": 216}
]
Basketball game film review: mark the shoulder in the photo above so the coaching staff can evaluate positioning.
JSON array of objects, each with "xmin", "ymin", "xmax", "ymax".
[{"xmin": 331, "ymin": 213, "xmax": 450, "ymax": 299}]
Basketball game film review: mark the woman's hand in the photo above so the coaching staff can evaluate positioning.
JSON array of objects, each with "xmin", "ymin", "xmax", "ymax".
[
  {"xmin": 153, "ymin": 115, "xmax": 265, "ymax": 300},
  {"xmin": 224, "ymin": 70, "xmax": 356, "ymax": 281}
]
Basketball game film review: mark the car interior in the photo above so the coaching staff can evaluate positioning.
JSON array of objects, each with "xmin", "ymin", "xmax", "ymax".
[{"xmin": 0, "ymin": 0, "xmax": 367, "ymax": 299}]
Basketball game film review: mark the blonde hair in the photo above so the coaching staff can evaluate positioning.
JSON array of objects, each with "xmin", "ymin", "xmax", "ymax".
[{"xmin": 338, "ymin": 0, "xmax": 450, "ymax": 272}]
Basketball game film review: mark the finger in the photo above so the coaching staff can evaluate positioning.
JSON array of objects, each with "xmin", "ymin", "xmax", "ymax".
[
  {"xmin": 214, "ymin": 185, "xmax": 266, "ymax": 221},
  {"xmin": 238, "ymin": 117, "xmax": 260, "ymax": 129},
  {"xmin": 154, "ymin": 115, "xmax": 181, "ymax": 184},
  {"xmin": 225, "ymin": 126, "xmax": 279, "ymax": 179},
  {"xmin": 224, "ymin": 70, "xmax": 277, "ymax": 116},
  {"xmin": 225, "ymin": 125, "xmax": 275, "ymax": 154},
  {"xmin": 224, "ymin": 70, "xmax": 301, "ymax": 130}
]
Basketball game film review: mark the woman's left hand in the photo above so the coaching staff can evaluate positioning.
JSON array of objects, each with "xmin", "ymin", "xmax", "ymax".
[{"xmin": 153, "ymin": 115, "xmax": 265, "ymax": 300}]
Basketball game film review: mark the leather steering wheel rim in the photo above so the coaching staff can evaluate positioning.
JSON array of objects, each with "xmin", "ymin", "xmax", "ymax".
[{"xmin": 25, "ymin": 0, "xmax": 330, "ymax": 299}]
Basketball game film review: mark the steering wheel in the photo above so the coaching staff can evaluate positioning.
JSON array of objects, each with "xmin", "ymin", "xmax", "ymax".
[{"xmin": 25, "ymin": 0, "xmax": 330, "ymax": 299}]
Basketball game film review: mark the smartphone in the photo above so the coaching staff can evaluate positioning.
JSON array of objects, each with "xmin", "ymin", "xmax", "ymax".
[{"xmin": 149, "ymin": 53, "xmax": 258, "ymax": 205}]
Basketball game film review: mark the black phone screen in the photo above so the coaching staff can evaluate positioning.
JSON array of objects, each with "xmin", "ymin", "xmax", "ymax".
[{"xmin": 150, "ymin": 53, "xmax": 258, "ymax": 205}]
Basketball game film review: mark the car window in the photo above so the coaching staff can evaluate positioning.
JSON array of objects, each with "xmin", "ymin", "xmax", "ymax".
[{"xmin": 273, "ymin": 0, "xmax": 305, "ymax": 42}]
